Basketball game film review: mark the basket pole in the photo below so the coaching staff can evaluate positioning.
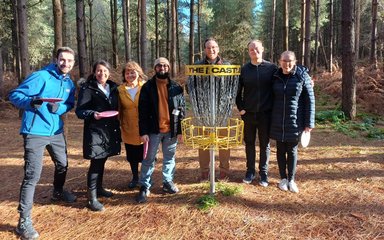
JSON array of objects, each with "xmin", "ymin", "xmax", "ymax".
[{"xmin": 209, "ymin": 74, "xmax": 216, "ymax": 194}]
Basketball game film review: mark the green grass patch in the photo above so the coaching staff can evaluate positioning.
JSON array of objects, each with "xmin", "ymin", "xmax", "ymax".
[
  {"xmin": 216, "ymin": 182, "xmax": 243, "ymax": 196},
  {"xmin": 197, "ymin": 182, "xmax": 243, "ymax": 211},
  {"xmin": 316, "ymin": 109, "xmax": 384, "ymax": 139},
  {"xmin": 197, "ymin": 194, "xmax": 218, "ymax": 211}
]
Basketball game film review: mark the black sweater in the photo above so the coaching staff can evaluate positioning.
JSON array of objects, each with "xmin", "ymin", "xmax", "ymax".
[{"xmin": 236, "ymin": 60, "xmax": 278, "ymax": 113}]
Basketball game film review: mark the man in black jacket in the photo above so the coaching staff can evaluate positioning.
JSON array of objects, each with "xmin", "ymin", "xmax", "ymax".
[
  {"xmin": 236, "ymin": 40, "xmax": 278, "ymax": 186},
  {"xmin": 136, "ymin": 57, "xmax": 185, "ymax": 203}
]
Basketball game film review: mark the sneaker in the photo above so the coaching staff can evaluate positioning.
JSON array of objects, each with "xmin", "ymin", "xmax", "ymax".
[
  {"xmin": 258, "ymin": 175, "xmax": 269, "ymax": 187},
  {"xmin": 97, "ymin": 188, "xmax": 114, "ymax": 198},
  {"xmin": 51, "ymin": 189, "xmax": 77, "ymax": 203},
  {"xmin": 288, "ymin": 180, "xmax": 299, "ymax": 193},
  {"xmin": 278, "ymin": 178, "xmax": 289, "ymax": 191},
  {"xmin": 243, "ymin": 172, "xmax": 255, "ymax": 184},
  {"xmin": 162, "ymin": 181, "xmax": 179, "ymax": 194},
  {"xmin": 15, "ymin": 217, "xmax": 39, "ymax": 240},
  {"xmin": 136, "ymin": 186, "xmax": 150, "ymax": 203}
]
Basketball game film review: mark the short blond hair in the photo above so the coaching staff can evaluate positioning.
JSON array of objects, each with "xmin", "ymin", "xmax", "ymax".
[{"xmin": 122, "ymin": 61, "xmax": 147, "ymax": 83}]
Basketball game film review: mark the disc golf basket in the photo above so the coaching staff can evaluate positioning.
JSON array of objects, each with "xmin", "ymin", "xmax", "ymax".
[{"xmin": 183, "ymin": 65, "xmax": 243, "ymax": 194}]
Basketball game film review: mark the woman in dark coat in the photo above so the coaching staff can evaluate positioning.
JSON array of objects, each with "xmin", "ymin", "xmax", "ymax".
[
  {"xmin": 76, "ymin": 60, "xmax": 121, "ymax": 211},
  {"xmin": 270, "ymin": 51, "xmax": 315, "ymax": 193}
]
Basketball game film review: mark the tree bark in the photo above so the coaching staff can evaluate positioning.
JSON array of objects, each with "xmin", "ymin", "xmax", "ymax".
[
  {"xmin": 283, "ymin": 0, "xmax": 289, "ymax": 50},
  {"xmin": 370, "ymin": 0, "xmax": 378, "ymax": 68},
  {"xmin": 17, "ymin": 0, "xmax": 30, "ymax": 81},
  {"xmin": 197, "ymin": 0, "xmax": 202, "ymax": 60},
  {"xmin": 155, "ymin": 0, "xmax": 159, "ymax": 59},
  {"xmin": 137, "ymin": 0, "xmax": 141, "ymax": 65},
  {"xmin": 122, "ymin": 0, "xmax": 131, "ymax": 61},
  {"xmin": 140, "ymin": 0, "xmax": 147, "ymax": 72},
  {"xmin": 341, "ymin": 0, "xmax": 356, "ymax": 120},
  {"xmin": 76, "ymin": 0, "xmax": 87, "ymax": 78},
  {"xmin": 304, "ymin": 0, "xmax": 311, "ymax": 68},
  {"xmin": 62, "ymin": 0, "xmax": 69, "ymax": 46},
  {"xmin": 314, "ymin": 0, "xmax": 320, "ymax": 72},
  {"xmin": 52, "ymin": 0, "xmax": 63, "ymax": 56},
  {"xmin": 299, "ymin": 0, "xmax": 305, "ymax": 65},
  {"xmin": 170, "ymin": 0, "xmax": 177, "ymax": 77},
  {"xmin": 88, "ymin": 0, "xmax": 94, "ymax": 66},
  {"xmin": 0, "ymin": 41, "xmax": 3, "ymax": 99},
  {"xmin": 354, "ymin": 0, "xmax": 360, "ymax": 60},
  {"xmin": 270, "ymin": 0, "xmax": 276, "ymax": 62},
  {"xmin": 110, "ymin": 0, "xmax": 118, "ymax": 68},
  {"xmin": 189, "ymin": 0, "xmax": 195, "ymax": 64},
  {"xmin": 329, "ymin": 0, "xmax": 334, "ymax": 72},
  {"xmin": 175, "ymin": 0, "xmax": 181, "ymax": 72},
  {"xmin": 166, "ymin": 0, "xmax": 171, "ymax": 60},
  {"xmin": 11, "ymin": 0, "xmax": 21, "ymax": 80}
]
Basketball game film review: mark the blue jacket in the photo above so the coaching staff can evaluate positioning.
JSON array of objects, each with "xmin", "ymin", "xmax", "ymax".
[
  {"xmin": 270, "ymin": 65, "xmax": 315, "ymax": 142},
  {"xmin": 9, "ymin": 63, "xmax": 75, "ymax": 136}
]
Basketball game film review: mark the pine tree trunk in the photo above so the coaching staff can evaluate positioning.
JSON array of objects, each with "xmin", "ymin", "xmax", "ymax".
[
  {"xmin": 76, "ymin": 0, "xmax": 87, "ymax": 78},
  {"xmin": 189, "ymin": 0, "xmax": 195, "ymax": 64},
  {"xmin": 304, "ymin": 0, "xmax": 311, "ymax": 68},
  {"xmin": 52, "ymin": 0, "xmax": 63, "ymax": 55},
  {"xmin": 341, "ymin": 0, "xmax": 356, "ymax": 120},
  {"xmin": 370, "ymin": 0, "xmax": 378, "ymax": 69},
  {"xmin": 122, "ymin": 0, "xmax": 131, "ymax": 61},
  {"xmin": 170, "ymin": 0, "xmax": 177, "ymax": 77},
  {"xmin": 140, "ymin": 0, "xmax": 147, "ymax": 72},
  {"xmin": 17, "ymin": 0, "xmax": 30, "ymax": 81}
]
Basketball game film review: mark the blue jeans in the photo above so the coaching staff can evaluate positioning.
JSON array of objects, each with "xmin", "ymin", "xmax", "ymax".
[
  {"xmin": 139, "ymin": 132, "xmax": 178, "ymax": 189},
  {"xmin": 276, "ymin": 141, "xmax": 299, "ymax": 181},
  {"xmin": 18, "ymin": 133, "xmax": 68, "ymax": 218}
]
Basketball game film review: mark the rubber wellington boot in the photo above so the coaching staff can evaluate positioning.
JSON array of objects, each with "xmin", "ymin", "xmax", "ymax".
[{"xmin": 87, "ymin": 188, "xmax": 105, "ymax": 211}]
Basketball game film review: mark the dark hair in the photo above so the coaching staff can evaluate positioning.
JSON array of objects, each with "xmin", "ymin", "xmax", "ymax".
[
  {"xmin": 203, "ymin": 37, "xmax": 218, "ymax": 48},
  {"xmin": 87, "ymin": 59, "xmax": 112, "ymax": 82},
  {"xmin": 56, "ymin": 47, "xmax": 75, "ymax": 59}
]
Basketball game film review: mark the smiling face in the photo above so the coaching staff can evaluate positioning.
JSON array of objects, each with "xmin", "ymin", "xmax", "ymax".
[
  {"xmin": 204, "ymin": 40, "xmax": 219, "ymax": 62},
  {"xmin": 248, "ymin": 40, "xmax": 264, "ymax": 62},
  {"xmin": 95, "ymin": 64, "xmax": 110, "ymax": 85},
  {"xmin": 279, "ymin": 51, "xmax": 297, "ymax": 74},
  {"xmin": 124, "ymin": 69, "xmax": 139, "ymax": 85},
  {"xmin": 57, "ymin": 52, "xmax": 75, "ymax": 75}
]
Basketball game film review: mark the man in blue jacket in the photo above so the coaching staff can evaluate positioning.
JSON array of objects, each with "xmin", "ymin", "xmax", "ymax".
[{"xmin": 9, "ymin": 47, "xmax": 77, "ymax": 240}]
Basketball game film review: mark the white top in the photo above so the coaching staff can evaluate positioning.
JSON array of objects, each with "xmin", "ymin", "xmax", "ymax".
[
  {"xmin": 98, "ymin": 83, "xmax": 110, "ymax": 98},
  {"xmin": 127, "ymin": 86, "xmax": 139, "ymax": 100}
]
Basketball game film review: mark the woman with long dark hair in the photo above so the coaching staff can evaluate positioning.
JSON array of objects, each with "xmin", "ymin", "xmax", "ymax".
[{"xmin": 76, "ymin": 60, "xmax": 121, "ymax": 211}]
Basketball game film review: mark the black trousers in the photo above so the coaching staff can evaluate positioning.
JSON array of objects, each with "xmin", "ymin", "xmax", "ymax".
[
  {"xmin": 276, "ymin": 141, "xmax": 299, "ymax": 181},
  {"xmin": 87, "ymin": 158, "xmax": 108, "ymax": 190},
  {"xmin": 124, "ymin": 143, "xmax": 143, "ymax": 180},
  {"xmin": 242, "ymin": 111, "xmax": 271, "ymax": 177}
]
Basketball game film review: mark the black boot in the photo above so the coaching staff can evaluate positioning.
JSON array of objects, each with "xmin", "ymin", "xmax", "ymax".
[
  {"xmin": 87, "ymin": 188, "xmax": 105, "ymax": 212},
  {"xmin": 128, "ymin": 161, "xmax": 139, "ymax": 189},
  {"xmin": 97, "ymin": 171, "xmax": 113, "ymax": 198},
  {"xmin": 97, "ymin": 187, "xmax": 114, "ymax": 198}
]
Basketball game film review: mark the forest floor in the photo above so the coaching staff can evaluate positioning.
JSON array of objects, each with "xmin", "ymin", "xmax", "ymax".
[{"xmin": 0, "ymin": 65, "xmax": 383, "ymax": 239}]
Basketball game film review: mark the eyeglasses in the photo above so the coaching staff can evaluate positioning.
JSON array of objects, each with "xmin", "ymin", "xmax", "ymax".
[
  {"xmin": 280, "ymin": 59, "xmax": 296, "ymax": 63},
  {"xmin": 156, "ymin": 64, "xmax": 169, "ymax": 68}
]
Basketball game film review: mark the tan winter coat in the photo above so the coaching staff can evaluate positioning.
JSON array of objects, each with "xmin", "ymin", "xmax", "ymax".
[{"xmin": 118, "ymin": 82, "xmax": 143, "ymax": 145}]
